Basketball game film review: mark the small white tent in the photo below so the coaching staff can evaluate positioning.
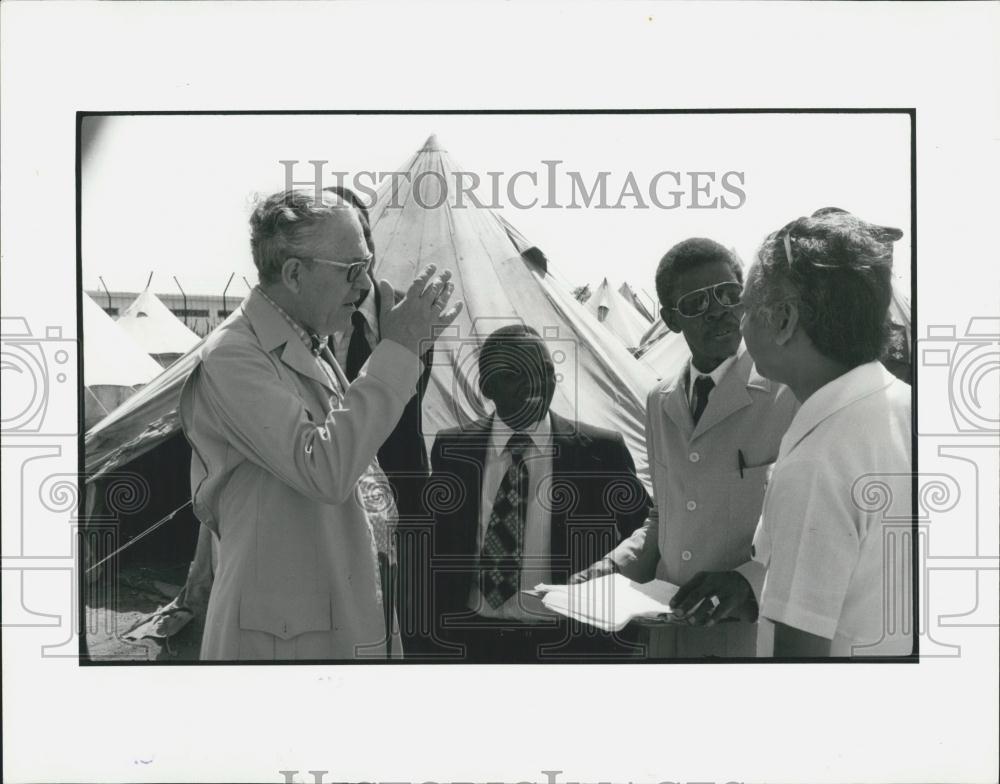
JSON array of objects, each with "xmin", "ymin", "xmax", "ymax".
[
  {"xmin": 83, "ymin": 294, "xmax": 164, "ymax": 430},
  {"xmin": 116, "ymin": 289, "xmax": 201, "ymax": 367},
  {"xmin": 618, "ymin": 281, "xmax": 657, "ymax": 324},
  {"xmin": 585, "ymin": 278, "xmax": 652, "ymax": 351}
]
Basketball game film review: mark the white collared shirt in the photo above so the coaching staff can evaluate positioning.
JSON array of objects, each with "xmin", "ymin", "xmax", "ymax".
[
  {"xmin": 331, "ymin": 288, "xmax": 380, "ymax": 369},
  {"xmin": 686, "ymin": 350, "xmax": 740, "ymax": 410},
  {"xmin": 468, "ymin": 413, "xmax": 554, "ymax": 621},
  {"xmin": 752, "ymin": 362, "xmax": 912, "ymax": 656}
]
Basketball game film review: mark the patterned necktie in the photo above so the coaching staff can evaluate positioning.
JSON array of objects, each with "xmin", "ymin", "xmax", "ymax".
[
  {"xmin": 692, "ymin": 374, "xmax": 715, "ymax": 425},
  {"xmin": 346, "ymin": 310, "xmax": 372, "ymax": 382},
  {"xmin": 480, "ymin": 432, "xmax": 533, "ymax": 609}
]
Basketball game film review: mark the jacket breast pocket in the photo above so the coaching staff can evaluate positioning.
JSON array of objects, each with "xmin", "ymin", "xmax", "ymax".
[{"xmin": 239, "ymin": 591, "xmax": 332, "ymax": 640}]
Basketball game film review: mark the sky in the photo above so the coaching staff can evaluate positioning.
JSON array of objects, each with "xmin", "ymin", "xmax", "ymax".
[{"xmin": 81, "ymin": 112, "xmax": 912, "ymax": 303}]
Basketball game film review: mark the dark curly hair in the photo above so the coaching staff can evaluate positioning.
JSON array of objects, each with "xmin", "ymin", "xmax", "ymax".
[
  {"xmin": 746, "ymin": 210, "xmax": 898, "ymax": 368},
  {"xmin": 654, "ymin": 237, "xmax": 743, "ymax": 308}
]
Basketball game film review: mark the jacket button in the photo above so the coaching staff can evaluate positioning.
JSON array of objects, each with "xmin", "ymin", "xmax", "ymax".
[
  {"xmin": 689, "ymin": 452, "xmax": 700, "ymax": 463},
  {"xmin": 686, "ymin": 500, "xmax": 697, "ymax": 511},
  {"xmin": 681, "ymin": 550, "xmax": 693, "ymax": 561}
]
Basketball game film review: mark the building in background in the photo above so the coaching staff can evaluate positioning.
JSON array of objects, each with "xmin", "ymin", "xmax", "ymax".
[{"xmin": 86, "ymin": 289, "xmax": 247, "ymax": 338}]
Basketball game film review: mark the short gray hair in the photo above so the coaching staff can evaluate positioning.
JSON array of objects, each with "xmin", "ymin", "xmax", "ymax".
[
  {"xmin": 746, "ymin": 211, "xmax": 897, "ymax": 368},
  {"xmin": 249, "ymin": 188, "xmax": 358, "ymax": 284}
]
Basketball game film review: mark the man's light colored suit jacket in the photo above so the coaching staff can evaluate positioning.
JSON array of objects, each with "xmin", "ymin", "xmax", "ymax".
[
  {"xmin": 611, "ymin": 346, "xmax": 798, "ymax": 657},
  {"xmin": 179, "ymin": 289, "xmax": 419, "ymax": 660}
]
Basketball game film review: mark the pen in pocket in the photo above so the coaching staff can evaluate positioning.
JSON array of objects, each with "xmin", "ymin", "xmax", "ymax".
[{"xmin": 738, "ymin": 449, "xmax": 746, "ymax": 479}]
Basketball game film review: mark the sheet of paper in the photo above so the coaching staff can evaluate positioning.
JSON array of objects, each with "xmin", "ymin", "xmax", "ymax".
[{"xmin": 535, "ymin": 575, "xmax": 680, "ymax": 632}]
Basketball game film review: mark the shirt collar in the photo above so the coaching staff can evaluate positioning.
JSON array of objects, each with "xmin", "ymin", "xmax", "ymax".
[
  {"xmin": 255, "ymin": 286, "xmax": 327, "ymax": 355},
  {"xmin": 332, "ymin": 287, "xmax": 379, "ymax": 342},
  {"xmin": 687, "ymin": 347, "xmax": 740, "ymax": 399},
  {"xmin": 355, "ymin": 287, "xmax": 378, "ymax": 332},
  {"xmin": 778, "ymin": 361, "xmax": 896, "ymax": 460},
  {"xmin": 489, "ymin": 412, "xmax": 553, "ymax": 456}
]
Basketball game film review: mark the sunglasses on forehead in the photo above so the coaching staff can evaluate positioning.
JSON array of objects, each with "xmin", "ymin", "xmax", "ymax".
[{"xmin": 671, "ymin": 281, "xmax": 743, "ymax": 318}]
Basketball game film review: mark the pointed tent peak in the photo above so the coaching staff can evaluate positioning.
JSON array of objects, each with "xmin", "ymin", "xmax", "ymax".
[
  {"xmin": 421, "ymin": 134, "xmax": 445, "ymax": 153},
  {"xmin": 82, "ymin": 294, "xmax": 163, "ymax": 387},
  {"xmin": 589, "ymin": 279, "xmax": 614, "ymax": 313},
  {"xmin": 586, "ymin": 277, "xmax": 652, "ymax": 349},
  {"xmin": 117, "ymin": 289, "xmax": 201, "ymax": 357}
]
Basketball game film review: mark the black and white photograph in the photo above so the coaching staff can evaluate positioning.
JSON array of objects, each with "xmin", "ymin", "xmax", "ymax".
[
  {"xmin": 2, "ymin": 3, "xmax": 998, "ymax": 783},
  {"xmin": 78, "ymin": 111, "xmax": 916, "ymax": 664}
]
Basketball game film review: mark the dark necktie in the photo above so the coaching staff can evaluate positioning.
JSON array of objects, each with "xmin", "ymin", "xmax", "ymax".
[
  {"xmin": 480, "ymin": 432, "xmax": 533, "ymax": 609},
  {"xmin": 691, "ymin": 374, "xmax": 715, "ymax": 425},
  {"xmin": 345, "ymin": 310, "xmax": 372, "ymax": 382}
]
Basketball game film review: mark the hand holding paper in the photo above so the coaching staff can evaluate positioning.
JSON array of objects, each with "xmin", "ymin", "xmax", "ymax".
[{"xmin": 530, "ymin": 574, "xmax": 682, "ymax": 632}]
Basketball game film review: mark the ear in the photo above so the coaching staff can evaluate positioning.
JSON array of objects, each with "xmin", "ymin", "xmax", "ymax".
[
  {"xmin": 281, "ymin": 257, "xmax": 305, "ymax": 293},
  {"xmin": 774, "ymin": 301, "xmax": 800, "ymax": 346},
  {"xmin": 661, "ymin": 306, "xmax": 682, "ymax": 334}
]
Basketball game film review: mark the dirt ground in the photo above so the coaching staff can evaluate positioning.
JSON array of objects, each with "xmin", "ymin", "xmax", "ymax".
[{"xmin": 84, "ymin": 562, "xmax": 203, "ymax": 662}]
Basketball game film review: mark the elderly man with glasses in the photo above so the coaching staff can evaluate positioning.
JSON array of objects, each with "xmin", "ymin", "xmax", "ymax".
[
  {"xmin": 738, "ymin": 211, "xmax": 912, "ymax": 657},
  {"xmin": 573, "ymin": 237, "xmax": 798, "ymax": 658},
  {"xmin": 179, "ymin": 187, "xmax": 462, "ymax": 660}
]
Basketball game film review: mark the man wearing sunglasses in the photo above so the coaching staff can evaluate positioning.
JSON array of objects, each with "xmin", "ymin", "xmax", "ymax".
[
  {"xmin": 573, "ymin": 237, "xmax": 797, "ymax": 658},
  {"xmin": 179, "ymin": 187, "xmax": 462, "ymax": 660}
]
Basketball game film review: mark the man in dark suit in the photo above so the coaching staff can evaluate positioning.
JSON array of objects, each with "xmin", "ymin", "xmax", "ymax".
[
  {"xmin": 324, "ymin": 186, "xmax": 433, "ymax": 653},
  {"xmin": 414, "ymin": 324, "xmax": 651, "ymax": 662}
]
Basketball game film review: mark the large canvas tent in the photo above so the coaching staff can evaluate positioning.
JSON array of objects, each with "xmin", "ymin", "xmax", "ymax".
[
  {"xmin": 83, "ymin": 135, "xmax": 659, "ymax": 583},
  {"xmin": 584, "ymin": 278, "xmax": 653, "ymax": 351},
  {"xmin": 83, "ymin": 294, "xmax": 166, "ymax": 430},
  {"xmin": 366, "ymin": 135, "xmax": 658, "ymax": 477},
  {"xmin": 116, "ymin": 288, "xmax": 201, "ymax": 367}
]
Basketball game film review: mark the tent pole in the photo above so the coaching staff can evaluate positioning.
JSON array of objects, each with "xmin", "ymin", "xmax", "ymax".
[
  {"xmin": 242, "ymin": 275, "xmax": 252, "ymax": 291},
  {"xmin": 221, "ymin": 272, "xmax": 235, "ymax": 319},
  {"xmin": 145, "ymin": 271, "xmax": 153, "ymax": 290},
  {"xmin": 98, "ymin": 276, "xmax": 113, "ymax": 312},
  {"xmin": 173, "ymin": 276, "xmax": 188, "ymax": 327}
]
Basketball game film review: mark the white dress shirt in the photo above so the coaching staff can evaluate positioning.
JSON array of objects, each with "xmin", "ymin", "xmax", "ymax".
[
  {"xmin": 468, "ymin": 413, "xmax": 554, "ymax": 621},
  {"xmin": 331, "ymin": 288, "xmax": 380, "ymax": 370},
  {"xmin": 686, "ymin": 350, "xmax": 739, "ymax": 410}
]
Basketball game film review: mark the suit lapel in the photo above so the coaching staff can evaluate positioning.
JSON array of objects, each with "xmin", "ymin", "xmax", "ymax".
[
  {"xmin": 548, "ymin": 412, "xmax": 585, "ymax": 561},
  {"xmin": 244, "ymin": 288, "xmax": 338, "ymax": 395},
  {"xmin": 661, "ymin": 366, "xmax": 695, "ymax": 441},
  {"xmin": 442, "ymin": 416, "xmax": 492, "ymax": 556},
  {"xmin": 691, "ymin": 349, "xmax": 767, "ymax": 441},
  {"xmin": 279, "ymin": 340, "xmax": 338, "ymax": 395},
  {"xmin": 321, "ymin": 344, "xmax": 350, "ymax": 395}
]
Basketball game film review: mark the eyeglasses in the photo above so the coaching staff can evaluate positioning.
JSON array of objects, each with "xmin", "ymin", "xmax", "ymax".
[
  {"xmin": 301, "ymin": 253, "xmax": 374, "ymax": 283},
  {"xmin": 671, "ymin": 281, "xmax": 743, "ymax": 318}
]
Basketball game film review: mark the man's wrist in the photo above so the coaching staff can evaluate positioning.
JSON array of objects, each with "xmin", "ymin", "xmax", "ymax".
[{"xmin": 732, "ymin": 572, "xmax": 759, "ymax": 622}]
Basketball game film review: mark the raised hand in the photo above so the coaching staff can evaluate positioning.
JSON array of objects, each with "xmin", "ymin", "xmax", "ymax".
[{"xmin": 379, "ymin": 264, "xmax": 464, "ymax": 355}]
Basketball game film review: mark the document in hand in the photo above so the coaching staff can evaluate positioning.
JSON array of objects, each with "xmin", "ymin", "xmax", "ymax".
[{"xmin": 533, "ymin": 575, "xmax": 681, "ymax": 632}]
